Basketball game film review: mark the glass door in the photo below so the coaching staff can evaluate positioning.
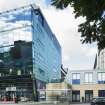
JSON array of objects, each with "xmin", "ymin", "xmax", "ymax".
[
  {"xmin": 72, "ymin": 91, "xmax": 80, "ymax": 102},
  {"xmin": 85, "ymin": 90, "xmax": 93, "ymax": 102}
]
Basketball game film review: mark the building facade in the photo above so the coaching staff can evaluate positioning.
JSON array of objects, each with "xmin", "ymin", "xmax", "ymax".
[
  {"xmin": 0, "ymin": 4, "xmax": 61, "ymax": 101},
  {"xmin": 94, "ymin": 49, "xmax": 105, "ymax": 70},
  {"xmin": 67, "ymin": 69, "xmax": 105, "ymax": 102},
  {"xmin": 46, "ymin": 82, "xmax": 72, "ymax": 102}
]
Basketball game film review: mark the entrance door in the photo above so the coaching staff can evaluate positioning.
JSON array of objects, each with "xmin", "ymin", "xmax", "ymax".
[
  {"xmin": 85, "ymin": 90, "xmax": 93, "ymax": 102},
  {"xmin": 72, "ymin": 91, "xmax": 80, "ymax": 102},
  {"xmin": 98, "ymin": 90, "xmax": 105, "ymax": 97}
]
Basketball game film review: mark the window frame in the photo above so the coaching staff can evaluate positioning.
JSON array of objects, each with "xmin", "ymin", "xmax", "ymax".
[
  {"xmin": 97, "ymin": 72, "xmax": 105, "ymax": 84},
  {"xmin": 84, "ymin": 72, "xmax": 93, "ymax": 84},
  {"xmin": 72, "ymin": 73, "xmax": 80, "ymax": 84}
]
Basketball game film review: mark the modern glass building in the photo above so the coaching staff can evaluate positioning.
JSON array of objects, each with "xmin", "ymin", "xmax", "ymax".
[{"xmin": 0, "ymin": 4, "xmax": 61, "ymax": 101}]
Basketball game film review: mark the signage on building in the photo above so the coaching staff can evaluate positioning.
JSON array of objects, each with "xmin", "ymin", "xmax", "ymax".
[
  {"xmin": 39, "ymin": 90, "xmax": 46, "ymax": 99},
  {"xmin": 6, "ymin": 87, "xmax": 16, "ymax": 91}
]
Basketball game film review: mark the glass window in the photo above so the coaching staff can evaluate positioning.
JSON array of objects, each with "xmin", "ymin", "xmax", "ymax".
[
  {"xmin": 72, "ymin": 73, "xmax": 80, "ymax": 79},
  {"xmin": 72, "ymin": 73, "xmax": 80, "ymax": 84},
  {"xmin": 77, "ymin": 74, "xmax": 80, "ymax": 79},
  {"xmin": 102, "ymin": 73, "xmax": 105, "ymax": 81},
  {"xmin": 72, "ymin": 74, "xmax": 77, "ymax": 79},
  {"xmin": 98, "ymin": 72, "xmax": 105, "ymax": 84},
  {"xmin": 85, "ymin": 73, "xmax": 93, "ymax": 83},
  {"xmin": 85, "ymin": 74, "xmax": 88, "ymax": 83},
  {"xmin": 98, "ymin": 73, "xmax": 102, "ymax": 81},
  {"xmin": 89, "ymin": 73, "xmax": 92, "ymax": 82}
]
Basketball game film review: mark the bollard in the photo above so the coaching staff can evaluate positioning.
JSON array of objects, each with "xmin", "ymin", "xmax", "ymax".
[{"xmin": 3, "ymin": 96, "xmax": 7, "ymax": 103}]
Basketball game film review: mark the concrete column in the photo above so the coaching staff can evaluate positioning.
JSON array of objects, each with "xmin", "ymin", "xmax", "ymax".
[
  {"xmin": 80, "ymin": 90, "xmax": 85, "ymax": 102},
  {"xmin": 93, "ymin": 90, "xmax": 98, "ymax": 97}
]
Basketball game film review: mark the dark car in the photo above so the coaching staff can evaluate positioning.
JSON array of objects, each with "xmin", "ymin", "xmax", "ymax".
[{"xmin": 91, "ymin": 97, "xmax": 105, "ymax": 105}]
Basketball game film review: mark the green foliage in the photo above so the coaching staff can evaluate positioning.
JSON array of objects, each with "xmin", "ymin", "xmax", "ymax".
[{"xmin": 52, "ymin": 0, "xmax": 105, "ymax": 49}]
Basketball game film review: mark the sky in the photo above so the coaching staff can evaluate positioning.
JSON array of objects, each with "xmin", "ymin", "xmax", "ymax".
[{"xmin": 0, "ymin": 0, "xmax": 97, "ymax": 70}]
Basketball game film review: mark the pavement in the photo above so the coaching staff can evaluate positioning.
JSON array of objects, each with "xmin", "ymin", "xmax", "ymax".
[
  {"xmin": 70, "ymin": 104, "xmax": 90, "ymax": 105},
  {"xmin": 0, "ymin": 101, "xmax": 91, "ymax": 105}
]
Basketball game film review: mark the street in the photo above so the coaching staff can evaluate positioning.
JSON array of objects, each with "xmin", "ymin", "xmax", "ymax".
[{"xmin": 0, "ymin": 102, "xmax": 91, "ymax": 105}]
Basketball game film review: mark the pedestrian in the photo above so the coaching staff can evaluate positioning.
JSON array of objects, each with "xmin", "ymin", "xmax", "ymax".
[{"xmin": 82, "ymin": 96, "xmax": 84, "ymax": 103}]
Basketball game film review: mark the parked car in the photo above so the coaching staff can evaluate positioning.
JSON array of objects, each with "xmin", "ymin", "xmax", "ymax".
[{"xmin": 91, "ymin": 97, "xmax": 105, "ymax": 105}]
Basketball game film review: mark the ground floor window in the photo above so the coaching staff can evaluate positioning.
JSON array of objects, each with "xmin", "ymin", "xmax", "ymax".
[
  {"xmin": 85, "ymin": 90, "xmax": 93, "ymax": 102},
  {"xmin": 98, "ymin": 90, "xmax": 105, "ymax": 97},
  {"xmin": 72, "ymin": 91, "xmax": 80, "ymax": 102}
]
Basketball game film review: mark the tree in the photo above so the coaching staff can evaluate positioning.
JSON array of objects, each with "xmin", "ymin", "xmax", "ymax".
[{"xmin": 52, "ymin": 0, "xmax": 105, "ymax": 49}]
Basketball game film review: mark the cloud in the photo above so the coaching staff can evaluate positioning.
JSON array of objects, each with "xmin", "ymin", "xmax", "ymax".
[
  {"xmin": 0, "ymin": 0, "xmax": 30, "ymax": 11},
  {"xmin": 82, "ymin": 45, "xmax": 97, "ymax": 57},
  {"xmin": 42, "ymin": 5, "xmax": 97, "ymax": 70},
  {"xmin": 0, "ymin": 0, "xmax": 46, "ymax": 11}
]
